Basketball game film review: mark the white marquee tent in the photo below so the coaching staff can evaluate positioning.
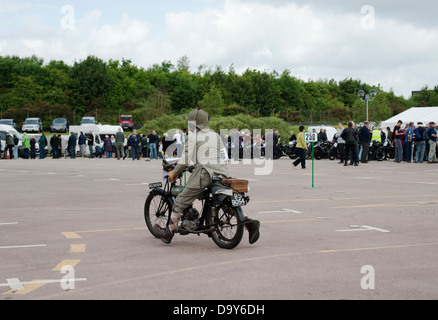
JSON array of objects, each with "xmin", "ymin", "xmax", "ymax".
[{"xmin": 380, "ymin": 107, "xmax": 438, "ymax": 129}]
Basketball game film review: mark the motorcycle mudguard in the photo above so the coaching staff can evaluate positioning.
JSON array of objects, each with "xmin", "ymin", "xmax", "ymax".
[{"xmin": 150, "ymin": 188, "xmax": 174, "ymax": 206}]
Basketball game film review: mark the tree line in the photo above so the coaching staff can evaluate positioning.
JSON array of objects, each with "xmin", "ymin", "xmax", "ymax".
[{"xmin": 0, "ymin": 54, "xmax": 437, "ymax": 129}]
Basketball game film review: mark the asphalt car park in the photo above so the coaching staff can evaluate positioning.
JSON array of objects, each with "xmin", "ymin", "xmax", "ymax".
[{"xmin": 1, "ymin": 157, "xmax": 437, "ymax": 301}]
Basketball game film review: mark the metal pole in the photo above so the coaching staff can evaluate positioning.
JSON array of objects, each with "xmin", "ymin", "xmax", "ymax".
[
  {"xmin": 311, "ymin": 142, "xmax": 315, "ymax": 188},
  {"xmin": 366, "ymin": 96, "xmax": 369, "ymax": 122}
]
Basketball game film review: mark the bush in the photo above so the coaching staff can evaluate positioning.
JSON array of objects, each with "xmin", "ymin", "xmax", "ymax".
[{"xmin": 138, "ymin": 113, "xmax": 292, "ymax": 140}]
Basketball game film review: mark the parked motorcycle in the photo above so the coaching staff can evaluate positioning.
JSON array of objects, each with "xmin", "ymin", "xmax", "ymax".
[
  {"xmin": 313, "ymin": 140, "xmax": 332, "ymax": 160},
  {"xmin": 368, "ymin": 141, "xmax": 387, "ymax": 161},
  {"xmin": 144, "ymin": 160, "xmax": 251, "ymax": 249}
]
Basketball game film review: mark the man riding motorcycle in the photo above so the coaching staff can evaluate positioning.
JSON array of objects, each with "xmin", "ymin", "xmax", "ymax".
[{"xmin": 154, "ymin": 108, "xmax": 261, "ymax": 245}]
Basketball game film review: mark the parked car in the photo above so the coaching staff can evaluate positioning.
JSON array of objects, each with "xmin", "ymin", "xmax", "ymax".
[
  {"xmin": 22, "ymin": 118, "xmax": 43, "ymax": 133},
  {"xmin": 80, "ymin": 116, "xmax": 97, "ymax": 126},
  {"xmin": 50, "ymin": 118, "xmax": 69, "ymax": 133},
  {"xmin": 119, "ymin": 115, "xmax": 134, "ymax": 131},
  {"xmin": 0, "ymin": 119, "xmax": 18, "ymax": 131}
]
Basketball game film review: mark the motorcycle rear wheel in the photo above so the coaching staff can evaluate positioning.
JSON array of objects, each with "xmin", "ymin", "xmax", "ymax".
[
  {"xmin": 207, "ymin": 205, "xmax": 244, "ymax": 250},
  {"xmin": 144, "ymin": 191, "xmax": 173, "ymax": 238}
]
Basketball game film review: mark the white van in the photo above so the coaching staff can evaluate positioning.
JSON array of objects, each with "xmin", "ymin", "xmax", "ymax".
[
  {"xmin": 68, "ymin": 125, "xmax": 125, "ymax": 156},
  {"xmin": 0, "ymin": 124, "xmax": 22, "ymax": 158}
]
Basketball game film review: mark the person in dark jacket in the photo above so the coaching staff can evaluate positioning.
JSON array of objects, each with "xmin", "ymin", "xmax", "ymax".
[
  {"xmin": 358, "ymin": 121, "xmax": 372, "ymax": 163},
  {"xmin": 78, "ymin": 131, "xmax": 87, "ymax": 157},
  {"xmin": 30, "ymin": 135, "xmax": 36, "ymax": 159},
  {"xmin": 414, "ymin": 122, "xmax": 426, "ymax": 163},
  {"xmin": 68, "ymin": 132, "xmax": 77, "ymax": 159},
  {"xmin": 103, "ymin": 135, "xmax": 112, "ymax": 158},
  {"xmin": 38, "ymin": 133, "xmax": 47, "ymax": 159},
  {"xmin": 341, "ymin": 121, "xmax": 359, "ymax": 166},
  {"xmin": 50, "ymin": 133, "xmax": 60, "ymax": 158}
]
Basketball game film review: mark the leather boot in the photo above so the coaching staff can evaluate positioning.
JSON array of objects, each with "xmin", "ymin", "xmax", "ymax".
[
  {"xmin": 244, "ymin": 217, "xmax": 260, "ymax": 244},
  {"xmin": 154, "ymin": 224, "xmax": 174, "ymax": 244}
]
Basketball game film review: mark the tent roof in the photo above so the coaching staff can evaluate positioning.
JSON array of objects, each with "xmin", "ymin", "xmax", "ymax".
[{"xmin": 381, "ymin": 107, "xmax": 438, "ymax": 129}]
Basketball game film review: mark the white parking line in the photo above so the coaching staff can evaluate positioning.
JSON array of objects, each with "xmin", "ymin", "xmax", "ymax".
[
  {"xmin": 0, "ymin": 222, "xmax": 18, "ymax": 226},
  {"xmin": 0, "ymin": 278, "xmax": 87, "ymax": 290},
  {"xmin": 258, "ymin": 208, "xmax": 302, "ymax": 214},
  {"xmin": 336, "ymin": 225, "xmax": 390, "ymax": 233},
  {"xmin": 0, "ymin": 244, "xmax": 46, "ymax": 249}
]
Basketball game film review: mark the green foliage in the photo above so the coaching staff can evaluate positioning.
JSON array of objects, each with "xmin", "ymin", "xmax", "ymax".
[
  {"xmin": 1, "ymin": 53, "xmax": 435, "ymax": 130},
  {"xmin": 139, "ymin": 113, "xmax": 292, "ymax": 141}
]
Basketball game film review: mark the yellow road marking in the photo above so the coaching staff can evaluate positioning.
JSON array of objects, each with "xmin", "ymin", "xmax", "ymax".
[
  {"xmin": 262, "ymin": 218, "xmax": 322, "ymax": 223},
  {"xmin": 52, "ymin": 259, "xmax": 81, "ymax": 271},
  {"xmin": 2, "ymin": 279, "xmax": 48, "ymax": 295},
  {"xmin": 61, "ymin": 227, "xmax": 145, "ymax": 239},
  {"xmin": 319, "ymin": 242, "xmax": 438, "ymax": 253},
  {"xmin": 69, "ymin": 244, "xmax": 86, "ymax": 253},
  {"xmin": 331, "ymin": 201, "xmax": 437, "ymax": 209},
  {"xmin": 61, "ymin": 232, "xmax": 82, "ymax": 239},
  {"xmin": 251, "ymin": 194, "xmax": 438, "ymax": 205},
  {"xmin": 37, "ymin": 241, "xmax": 438, "ymax": 299}
]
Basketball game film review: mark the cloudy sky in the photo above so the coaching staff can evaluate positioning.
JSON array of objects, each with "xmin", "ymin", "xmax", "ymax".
[{"xmin": 1, "ymin": 0, "xmax": 437, "ymax": 98}]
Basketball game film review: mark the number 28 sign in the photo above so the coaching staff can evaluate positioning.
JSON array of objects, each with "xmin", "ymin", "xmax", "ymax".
[{"xmin": 305, "ymin": 132, "xmax": 318, "ymax": 143}]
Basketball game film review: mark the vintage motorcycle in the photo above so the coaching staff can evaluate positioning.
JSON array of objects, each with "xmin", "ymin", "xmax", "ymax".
[{"xmin": 144, "ymin": 159, "xmax": 251, "ymax": 249}]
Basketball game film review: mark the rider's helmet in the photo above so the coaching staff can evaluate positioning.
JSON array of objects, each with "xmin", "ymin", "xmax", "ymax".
[{"xmin": 186, "ymin": 108, "xmax": 209, "ymax": 131}]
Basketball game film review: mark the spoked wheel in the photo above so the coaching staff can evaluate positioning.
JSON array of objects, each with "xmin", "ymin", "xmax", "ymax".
[
  {"xmin": 144, "ymin": 190, "xmax": 172, "ymax": 238},
  {"xmin": 207, "ymin": 205, "xmax": 244, "ymax": 250}
]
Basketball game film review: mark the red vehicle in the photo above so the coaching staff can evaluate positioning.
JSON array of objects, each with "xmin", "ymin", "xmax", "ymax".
[{"xmin": 119, "ymin": 115, "xmax": 134, "ymax": 131}]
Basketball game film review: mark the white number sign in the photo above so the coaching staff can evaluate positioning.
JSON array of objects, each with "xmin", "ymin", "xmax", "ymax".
[{"xmin": 305, "ymin": 132, "xmax": 318, "ymax": 143}]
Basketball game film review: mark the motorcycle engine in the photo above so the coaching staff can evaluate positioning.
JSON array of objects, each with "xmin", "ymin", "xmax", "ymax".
[{"xmin": 181, "ymin": 207, "xmax": 200, "ymax": 232}]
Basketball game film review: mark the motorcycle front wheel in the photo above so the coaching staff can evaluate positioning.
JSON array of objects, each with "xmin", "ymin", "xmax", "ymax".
[
  {"xmin": 207, "ymin": 205, "xmax": 244, "ymax": 250},
  {"xmin": 144, "ymin": 190, "xmax": 173, "ymax": 238}
]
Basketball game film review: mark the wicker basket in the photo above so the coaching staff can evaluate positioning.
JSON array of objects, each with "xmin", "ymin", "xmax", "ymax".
[{"xmin": 223, "ymin": 178, "xmax": 249, "ymax": 193}]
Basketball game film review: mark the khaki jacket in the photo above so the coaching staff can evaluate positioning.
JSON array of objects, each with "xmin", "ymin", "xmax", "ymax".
[{"xmin": 174, "ymin": 128, "xmax": 229, "ymax": 189}]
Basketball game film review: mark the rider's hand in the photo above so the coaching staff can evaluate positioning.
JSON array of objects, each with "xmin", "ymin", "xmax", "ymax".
[{"xmin": 169, "ymin": 170, "xmax": 175, "ymax": 181}]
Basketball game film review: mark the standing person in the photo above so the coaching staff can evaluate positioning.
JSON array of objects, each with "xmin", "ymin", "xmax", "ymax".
[
  {"xmin": 427, "ymin": 122, "xmax": 437, "ymax": 163},
  {"xmin": 68, "ymin": 132, "xmax": 77, "ymax": 159},
  {"xmin": 111, "ymin": 135, "xmax": 116, "ymax": 158},
  {"xmin": 50, "ymin": 133, "xmax": 59, "ymax": 159},
  {"xmin": 359, "ymin": 122, "xmax": 371, "ymax": 163},
  {"xmin": 173, "ymin": 129, "xmax": 182, "ymax": 158},
  {"xmin": 404, "ymin": 122, "xmax": 414, "ymax": 163},
  {"xmin": 341, "ymin": 121, "xmax": 359, "ymax": 166},
  {"xmin": 13, "ymin": 134, "xmax": 19, "ymax": 159},
  {"xmin": 414, "ymin": 122, "xmax": 426, "ymax": 163},
  {"xmin": 141, "ymin": 134, "xmax": 148, "ymax": 158},
  {"xmin": 5, "ymin": 132, "xmax": 15, "ymax": 159},
  {"xmin": 57, "ymin": 135, "xmax": 63, "ymax": 157},
  {"xmin": 335, "ymin": 122, "xmax": 345, "ymax": 164},
  {"xmin": 22, "ymin": 132, "xmax": 30, "ymax": 159},
  {"xmin": 393, "ymin": 120, "xmax": 403, "ymax": 163},
  {"xmin": 38, "ymin": 133, "xmax": 47, "ymax": 159},
  {"xmin": 153, "ymin": 108, "xmax": 260, "ymax": 245},
  {"xmin": 318, "ymin": 129, "xmax": 327, "ymax": 142},
  {"xmin": 128, "ymin": 129, "xmax": 140, "ymax": 160},
  {"xmin": 87, "ymin": 131, "xmax": 94, "ymax": 159},
  {"xmin": 103, "ymin": 135, "xmax": 112, "ymax": 158},
  {"xmin": 30, "ymin": 135, "xmax": 36, "ymax": 159},
  {"xmin": 148, "ymin": 130, "xmax": 158, "ymax": 159},
  {"xmin": 115, "ymin": 128, "xmax": 126, "ymax": 160},
  {"xmin": 232, "ymin": 128, "xmax": 241, "ymax": 161},
  {"xmin": 78, "ymin": 131, "xmax": 87, "ymax": 157},
  {"xmin": 386, "ymin": 127, "xmax": 392, "ymax": 143},
  {"xmin": 292, "ymin": 126, "xmax": 308, "ymax": 169}
]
